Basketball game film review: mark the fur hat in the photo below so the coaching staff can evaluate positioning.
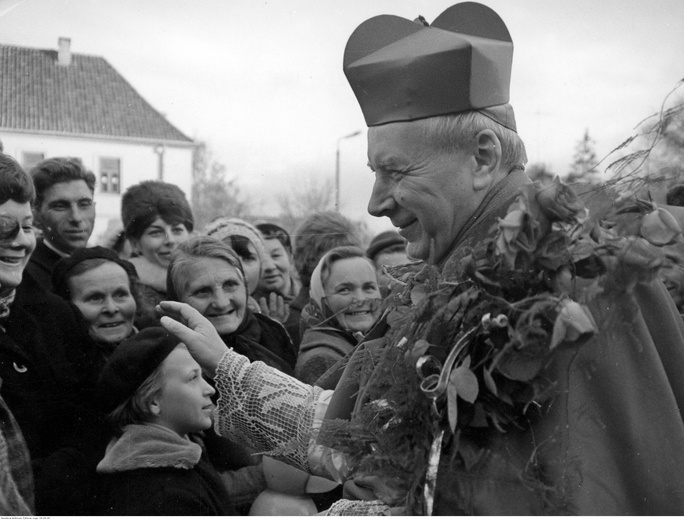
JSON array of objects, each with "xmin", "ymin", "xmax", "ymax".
[
  {"xmin": 97, "ymin": 327, "xmax": 182, "ymax": 414},
  {"xmin": 121, "ymin": 181, "xmax": 194, "ymax": 240},
  {"xmin": 343, "ymin": 2, "xmax": 516, "ymax": 131}
]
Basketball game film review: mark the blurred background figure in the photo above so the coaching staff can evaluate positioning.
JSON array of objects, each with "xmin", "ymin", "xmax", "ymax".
[
  {"xmin": 366, "ymin": 230, "xmax": 409, "ymax": 297},
  {"xmin": 121, "ymin": 180, "xmax": 193, "ymax": 327}
]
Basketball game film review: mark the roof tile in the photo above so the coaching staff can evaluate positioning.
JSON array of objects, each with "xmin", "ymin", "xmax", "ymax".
[{"xmin": 0, "ymin": 44, "xmax": 192, "ymax": 143}]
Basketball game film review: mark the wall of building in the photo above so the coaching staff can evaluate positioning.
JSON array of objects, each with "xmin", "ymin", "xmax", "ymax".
[{"xmin": 0, "ymin": 131, "xmax": 194, "ymax": 245}]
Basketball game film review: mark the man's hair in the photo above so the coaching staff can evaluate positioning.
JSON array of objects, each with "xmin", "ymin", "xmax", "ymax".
[
  {"xmin": 106, "ymin": 364, "xmax": 165, "ymax": 436},
  {"xmin": 318, "ymin": 245, "xmax": 372, "ymax": 289},
  {"xmin": 423, "ymin": 110, "xmax": 528, "ymax": 174},
  {"xmin": 0, "ymin": 153, "xmax": 35, "ymax": 205},
  {"xmin": 293, "ymin": 211, "xmax": 362, "ymax": 289},
  {"xmin": 256, "ymin": 222, "xmax": 292, "ymax": 255},
  {"xmin": 30, "ymin": 157, "xmax": 96, "ymax": 209},
  {"xmin": 667, "ymin": 184, "xmax": 684, "ymax": 207},
  {"xmin": 166, "ymin": 235, "xmax": 245, "ymax": 301}
]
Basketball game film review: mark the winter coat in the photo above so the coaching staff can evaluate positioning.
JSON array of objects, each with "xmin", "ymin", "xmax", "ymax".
[
  {"xmin": 4, "ymin": 273, "xmax": 106, "ymax": 515},
  {"xmin": 296, "ymin": 325, "xmax": 357, "ymax": 385},
  {"xmin": 96, "ymin": 424, "xmax": 238, "ymax": 516}
]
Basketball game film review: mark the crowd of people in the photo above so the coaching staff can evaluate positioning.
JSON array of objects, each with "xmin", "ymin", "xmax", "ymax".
[{"xmin": 2, "ymin": 1, "xmax": 684, "ymax": 516}]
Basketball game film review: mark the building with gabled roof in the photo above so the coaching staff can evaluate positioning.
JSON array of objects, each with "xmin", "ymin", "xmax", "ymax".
[{"xmin": 0, "ymin": 37, "xmax": 195, "ymax": 243}]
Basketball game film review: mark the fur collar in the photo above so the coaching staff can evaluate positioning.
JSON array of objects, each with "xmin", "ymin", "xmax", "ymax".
[{"xmin": 97, "ymin": 423, "xmax": 202, "ymax": 474}]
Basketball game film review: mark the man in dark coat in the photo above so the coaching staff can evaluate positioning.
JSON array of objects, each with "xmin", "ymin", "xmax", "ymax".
[{"xmin": 25, "ymin": 157, "xmax": 96, "ymax": 292}]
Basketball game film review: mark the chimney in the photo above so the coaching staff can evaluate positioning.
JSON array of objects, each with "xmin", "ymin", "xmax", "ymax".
[{"xmin": 57, "ymin": 37, "xmax": 71, "ymax": 66}]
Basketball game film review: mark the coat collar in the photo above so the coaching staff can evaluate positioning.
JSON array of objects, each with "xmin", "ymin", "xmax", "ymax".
[{"xmin": 97, "ymin": 423, "xmax": 202, "ymax": 474}]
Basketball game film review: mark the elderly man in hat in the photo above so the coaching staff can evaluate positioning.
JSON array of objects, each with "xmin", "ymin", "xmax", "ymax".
[{"xmin": 159, "ymin": 2, "xmax": 684, "ymax": 515}]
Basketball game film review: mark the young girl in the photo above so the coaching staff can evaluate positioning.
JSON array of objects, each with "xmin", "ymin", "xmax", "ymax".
[
  {"xmin": 295, "ymin": 246, "xmax": 382, "ymax": 385},
  {"xmin": 96, "ymin": 327, "xmax": 242, "ymax": 515}
]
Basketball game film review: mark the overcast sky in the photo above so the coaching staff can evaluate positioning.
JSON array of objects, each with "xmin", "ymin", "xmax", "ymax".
[{"xmin": 2, "ymin": 0, "xmax": 683, "ymax": 234}]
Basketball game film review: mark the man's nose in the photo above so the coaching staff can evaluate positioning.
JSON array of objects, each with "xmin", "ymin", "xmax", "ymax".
[
  {"xmin": 69, "ymin": 204, "xmax": 84, "ymax": 223},
  {"xmin": 368, "ymin": 176, "xmax": 395, "ymax": 217}
]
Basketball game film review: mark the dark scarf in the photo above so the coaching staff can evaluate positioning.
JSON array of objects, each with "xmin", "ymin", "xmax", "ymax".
[
  {"xmin": 220, "ymin": 309, "xmax": 296, "ymax": 375},
  {"xmin": 0, "ymin": 289, "xmax": 16, "ymax": 323}
]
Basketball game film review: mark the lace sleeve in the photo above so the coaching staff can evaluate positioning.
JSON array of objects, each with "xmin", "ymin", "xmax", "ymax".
[
  {"xmin": 325, "ymin": 499, "xmax": 391, "ymax": 516},
  {"xmin": 213, "ymin": 349, "xmax": 324, "ymax": 471}
]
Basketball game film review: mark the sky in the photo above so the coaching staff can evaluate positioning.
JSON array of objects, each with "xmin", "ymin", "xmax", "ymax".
[{"xmin": 1, "ymin": 0, "xmax": 684, "ymax": 234}]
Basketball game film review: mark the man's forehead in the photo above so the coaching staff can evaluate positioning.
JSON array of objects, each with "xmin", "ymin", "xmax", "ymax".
[
  {"xmin": 367, "ymin": 120, "xmax": 427, "ymax": 166},
  {"xmin": 43, "ymin": 179, "xmax": 93, "ymax": 201}
]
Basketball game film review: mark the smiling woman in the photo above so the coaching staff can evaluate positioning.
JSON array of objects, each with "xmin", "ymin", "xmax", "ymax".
[
  {"xmin": 167, "ymin": 235, "xmax": 296, "ymax": 375},
  {"xmin": 52, "ymin": 246, "xmax": 139, "ymax": 365},
  {"xmin": 295, "ymin": 246, "xmax": 381, "ymax": 385},
  {"xmin": 121, "ymin": 180, "xmax": 194, "ymax": 328}
]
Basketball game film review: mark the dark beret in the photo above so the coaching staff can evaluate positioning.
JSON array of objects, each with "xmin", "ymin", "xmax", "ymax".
[
  {"xmin": 366, "ymin": 231, "xmax": 407, "ymax": 260},
  {"xmin": 121, "ymin": 180, "xmax": 194, "ymax": 240},
  {"xmin": 97, "ymin": 327, "xmax": 182, "ymax": 414},
  {"xmin": 52, "ymin": 246, "xmax": 138, "ymax": 300}
]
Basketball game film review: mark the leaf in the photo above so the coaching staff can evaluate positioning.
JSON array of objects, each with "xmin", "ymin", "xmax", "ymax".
[
  {"xmin": 451, "ymin": 365, "xmax": 479, "ymax": 403},
  {"xmin": 483, "ymin": 369, "xmax": 498, "ymax": 396},
  {"xmin": 447, "ymin": 382, "xmax": 459, "ymax": 432},
  {"xmin": 497, "ymin": 353, "xmax": 544, "ymax": 382}
]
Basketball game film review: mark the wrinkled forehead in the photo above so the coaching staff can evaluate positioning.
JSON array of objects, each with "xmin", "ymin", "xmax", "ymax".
[{"xmin": 367, "ymin": 119, "xmax": 431, "ymax": 168}]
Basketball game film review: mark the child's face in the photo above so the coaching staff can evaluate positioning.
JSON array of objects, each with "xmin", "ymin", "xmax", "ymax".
[
  {"xmin": 152, "ymin": 345, "xmax": 215, "ymax": 437},
  {"xmin": 323, "ymin": 257, "xmax": 381, "ymax": 334}
]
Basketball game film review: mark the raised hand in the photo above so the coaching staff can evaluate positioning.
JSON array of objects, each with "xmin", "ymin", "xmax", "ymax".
[{"xmin": 157, "ymin": 301, "xmax": 228, "ymax": 378}]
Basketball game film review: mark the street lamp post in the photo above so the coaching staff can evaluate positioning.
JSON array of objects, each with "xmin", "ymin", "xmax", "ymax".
[{"xmin": 335, "ymin": 130, "xmax": 362, "ymax": 211}]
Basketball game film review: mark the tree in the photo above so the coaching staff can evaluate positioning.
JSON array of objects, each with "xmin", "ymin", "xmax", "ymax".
[
  {"xmin": 276, "ymin": 177, "xmax": 335, "ymax": 233},
  {"xmin": 191, "ymin": 141, "xmax": 250, "ymax": 230},
  {"xmin": 565, "ymin": 129, "xmax": 600, "ymax": 185}
]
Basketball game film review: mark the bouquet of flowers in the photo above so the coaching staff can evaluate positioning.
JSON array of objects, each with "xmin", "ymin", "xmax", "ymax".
[{"xmin": 322, "ymin": 177, "xmax": 682, "ymax": 514}]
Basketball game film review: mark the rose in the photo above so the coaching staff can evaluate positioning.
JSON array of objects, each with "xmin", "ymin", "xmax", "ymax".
[
  {"xmin": 549, "ymin": 298, "xmax": 597, "ymax": 350},
  {"xmin": 496, "ymin": 194, "xmax": 540, "ymax": 268},
  {"xmin": 639, "ymin": 207, "xmax": 681, "ymax": 246},
  {"xmin": 536, "ymin": 177, "xmax": 587, "ymax": 223}
]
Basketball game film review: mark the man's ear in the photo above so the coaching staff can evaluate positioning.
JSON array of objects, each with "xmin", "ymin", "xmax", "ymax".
[
  {"xmin": 149, "ymin": 398, "xmax": 161, "ymax": 417},
  {"xmin": 472, "ymin": 129, "xmax": 502, "ymax": 192}
]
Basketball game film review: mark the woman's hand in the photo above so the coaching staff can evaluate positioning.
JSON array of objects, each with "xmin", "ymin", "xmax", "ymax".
[
  {"xmin": 258, "ymin": 292, "xmax": 290, "ymax": 324},
  {"xmin": 157, "ymin": 301, "xmax": 228, "ymax": 378}
]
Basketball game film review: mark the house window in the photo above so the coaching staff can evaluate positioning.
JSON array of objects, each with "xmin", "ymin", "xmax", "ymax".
[
  {"xmin": 100, "ymin": 157, "xmax": 121, "ymax": 194},
  {"xmin": 22, "ymin": 152, "xmax": 45, "ymax": 171}
]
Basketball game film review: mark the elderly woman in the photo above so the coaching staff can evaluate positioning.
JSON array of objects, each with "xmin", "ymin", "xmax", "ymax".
[
  {"xmin": 167, "ymin": 235, "xmax": 296, "ymax": 375},
  {"xmin": 295, "ymin": 246, "xmax": 381, "ymax": 385},
  {"xmin": 121, "ymin": 181, "xmax": 193, "ymax": 327},
  {"xmin": 52, "ymin": 246, "xmax": 139, "ymax": 369},
  {"xmin": 204, "ymin": 217, "xmax": 289, "ymax": 323}
]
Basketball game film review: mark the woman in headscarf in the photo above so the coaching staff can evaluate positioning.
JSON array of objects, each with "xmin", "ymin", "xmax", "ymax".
[
  {"xmin": 295, "ymin": 246, "xmax": 382, "ymax": 385},
  {"xmin": 167, "ymin": 235, "xmax": 296, "ymax": 375},
  {"xmin": 52, "ymin": 246, "xmax": 140, "ymax": 371}
]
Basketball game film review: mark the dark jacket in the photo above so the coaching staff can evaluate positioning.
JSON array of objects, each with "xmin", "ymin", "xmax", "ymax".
[
  {"xmin": 96, "ymin": 424, "xmax": 237, "ymax": 516},
  {"xmin": 23, "ymin": 239, "xmax": 62, "ymax": 293},
  {"xmin": 296, "ymin": 325, "xmax": 357, "ymax": 385},
  {"xmin": 221, "ymin": 311, "xmax": 297, "ymax": 375},
  {"xmin": 7, "ymin": 271, "xmax": 106, "ymax": 515}
]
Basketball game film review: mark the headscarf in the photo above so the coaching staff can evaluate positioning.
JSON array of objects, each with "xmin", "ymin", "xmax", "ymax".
[
  {"xmin": 52, "ymin": 246, "xmax": 138, "ymax": 301},
  {"xmin": 203, "ymin": 217, "xmax": 267, "ymax": 274}
]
